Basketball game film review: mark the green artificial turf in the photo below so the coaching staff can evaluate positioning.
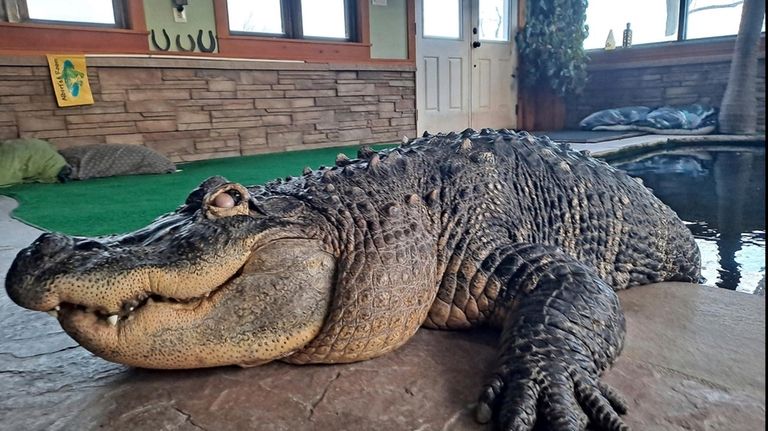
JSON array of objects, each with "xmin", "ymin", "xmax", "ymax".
[{"xmin": 1, "ymin": 144, "xmax": 395, "ymax": 237}]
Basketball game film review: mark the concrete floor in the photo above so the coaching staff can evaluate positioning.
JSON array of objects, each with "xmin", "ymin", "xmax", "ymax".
[{"xmin": 0, "ymin": 135, "xmax": 765, "ymax": 430}]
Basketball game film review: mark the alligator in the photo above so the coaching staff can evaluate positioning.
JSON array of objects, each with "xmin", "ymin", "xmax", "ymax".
[{"xmin": 5, "ymin": 129, "xmax": 700, "ymax": 430}]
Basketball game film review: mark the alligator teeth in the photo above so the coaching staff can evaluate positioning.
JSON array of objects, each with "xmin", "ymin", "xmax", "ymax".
[
  {"xmin": 203, "ymin": 292, "xmax": 210, "ymax": 298},
  {"xmin": 54, "ymin": 305, "xmax": 61, "ymax": 311},
  {"xmin": 107, "ymin": 315, "xmax": 119, "ymax": 326},
  {"xmin": 47, "ymin": 310, "xmax": 58, "ymax": 318}
]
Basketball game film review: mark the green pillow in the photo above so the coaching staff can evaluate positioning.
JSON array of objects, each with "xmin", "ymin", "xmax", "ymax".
[{"xmin": 0, "ymin": 138, "xmax": 69, "ymax": 187}]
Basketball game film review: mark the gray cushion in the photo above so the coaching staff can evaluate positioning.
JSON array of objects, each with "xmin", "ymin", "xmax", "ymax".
[{"xmin": 59, "ymin": 144, "xmax": 176, "ymax": 180}]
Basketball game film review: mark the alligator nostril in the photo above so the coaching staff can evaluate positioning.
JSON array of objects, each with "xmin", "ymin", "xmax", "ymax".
[
  {"xmin": 36, "ymin": 233, "xmax": 74, "ymax": 257},
  {"xmin": 74, "ymin": 239, "xmax": 109, "ymax": 252}
]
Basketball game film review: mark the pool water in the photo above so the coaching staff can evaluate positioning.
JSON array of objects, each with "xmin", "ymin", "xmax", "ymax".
[{"xmin": 611, "ymin": 145, "xmax": 765, "ymax": 294}]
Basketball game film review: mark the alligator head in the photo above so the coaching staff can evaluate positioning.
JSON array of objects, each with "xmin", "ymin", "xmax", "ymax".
[{"xmin": 5, "ymin": 176, "xmax": 335, "ymax": 369}]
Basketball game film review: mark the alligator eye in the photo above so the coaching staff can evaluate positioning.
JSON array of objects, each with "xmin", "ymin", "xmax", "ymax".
[
  {"xmin": 213, "ymin": 190, "xmax": 242, "ymax": 208},
  {"xmin": 204, "ymin": 184, "xmax": 250, "ymax": 219},
  {"xmin": 213, "ymin": 193, "xmax": 235, "ymax": 208}
]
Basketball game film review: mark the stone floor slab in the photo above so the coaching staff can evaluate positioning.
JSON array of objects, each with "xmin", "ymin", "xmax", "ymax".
[{"xmin": 0, "ymin": 196, "xmax": 764, "ymax": 431}]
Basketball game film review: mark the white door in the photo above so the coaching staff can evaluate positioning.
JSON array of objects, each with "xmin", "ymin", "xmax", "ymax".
[
  {"xmin": 415, "ymin": 0, "xmax": 472, "ymax": 133},
  {"xmin": 470, "ymin": 0, "xmax": 517, "ymax": 129},
  {"xmin": 415, "ymin": 0, "xmax": 517, "ymax": 134}
]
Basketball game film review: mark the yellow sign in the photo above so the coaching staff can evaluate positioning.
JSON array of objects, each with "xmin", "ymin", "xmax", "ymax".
[{"xmin": 46, "ymin": 55, "xmax": 94, "ymax": 107}]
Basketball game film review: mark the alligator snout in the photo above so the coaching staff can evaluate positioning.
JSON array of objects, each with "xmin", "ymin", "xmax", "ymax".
[
  {"xmin": 6, "ymin": 232, "xmax": 79, "ymax": 311},
  {"xmin": 5, "ymin": 232, "xmax": 119, "ymax": 312}
]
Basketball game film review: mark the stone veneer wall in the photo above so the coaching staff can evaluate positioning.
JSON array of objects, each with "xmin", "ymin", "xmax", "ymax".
[
  {"xmin": 0, "ymin": 57, "xmax": 416, "ymax": 162},
  {"xmin": 566, "ymin": 57, "xmax": 766, "ymax": 132}
]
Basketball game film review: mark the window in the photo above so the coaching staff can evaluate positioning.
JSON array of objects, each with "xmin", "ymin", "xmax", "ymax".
[
  {"xmin": 584, "ymin": 0, "xmax": 678, "ymax": 49},
  {"xmin": 478, "ymin": 0, "xmax": 510, "ymax": 42},
  {"xmin": 1, "ymin": 0, "xmax": 125, "ymax": 26},
  {"xmin": 422, "ymin": 0, "xmax": 461, "ymax": 39},
  {"xmin": 227, "ymin": 0, "xmax": 356, "ymax": 41},
  {"xmin": 228, "ymin": 0, "xmax": 284, "ymax": 35},
  {"xmin": 685, "ymin": 0, "xmax": 766, "ymax": 40},
  {"xmin": 584, "ymin": 0, "xmax": 766, "ymax": 49},
  {"xmin": 302, "ymin": 0, "xmax": 348, "ymax": 39}
]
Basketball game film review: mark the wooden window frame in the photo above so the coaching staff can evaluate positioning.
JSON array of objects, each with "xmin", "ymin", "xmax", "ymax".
[
  {"xmin": 582, "ymin": 0, "xmax": 765, "ymax": 50},
  {"xmin": 0, "ymin": 0, "xmax": 147, "ymax": 55},
  {"xmin": 3, "ymin": 0, "xmax": 128, "ymax": 28},
  {"xmin": 213, "ymin": 0, "xmax": 372, "ymax": 63},
  {"xmin": 227, "ymin": 0, "xmax": 358, "ymax": 43},
  {"xmin": 0, "ymin": 0, "xmax": 416, "ymax": 64}
]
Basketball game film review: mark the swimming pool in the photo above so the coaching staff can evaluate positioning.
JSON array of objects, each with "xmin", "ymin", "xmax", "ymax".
[{"xmin": 610, "ymin": 144, "xmax": 765, "ymax": 294}]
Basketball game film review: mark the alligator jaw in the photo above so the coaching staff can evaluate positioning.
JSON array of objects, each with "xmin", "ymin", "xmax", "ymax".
[
  {"xmin": 3, "ymin": 175, "xmax": 337, "ymax": 369},
  {"xmin": 19, "ymin": 238, "xmax": 336, "ymax": 369},
  {"xmin": 46, "ymin": 257, "xmax": 251, "ymax": 329},
  {"xmin": 7, "ymin": 241, "xmax": 256, "ymax": 317},
  {"xmin": 51, "ymin": 285, "xmax": 214, "ymax": 328},
  {"xmin": 54, "ymin": 277, "xmax": 227, "ymax": 357}
]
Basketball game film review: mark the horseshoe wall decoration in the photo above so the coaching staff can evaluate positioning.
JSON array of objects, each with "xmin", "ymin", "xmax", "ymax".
[
  {"xmin": 175, "ymin": 34, "xmax": 196, "ymax": 52},
  {"xmin": 150, "ymin": 29, "xmax": 171, "ymax": 51},
  {"xmin": 197, "ymin": 30, "xmax": 217, "ymax": 53}
]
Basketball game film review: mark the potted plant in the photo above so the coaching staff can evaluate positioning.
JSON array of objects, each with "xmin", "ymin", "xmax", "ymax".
[{"xmin": 516, "ymin": 0, "xmax": 589, "ymax": 131}]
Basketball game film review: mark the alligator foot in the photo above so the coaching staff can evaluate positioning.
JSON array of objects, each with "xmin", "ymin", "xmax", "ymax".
[
  {"xmin": 477, "ymin": 244, "xmax": 629, "ymax": 430},
  {"xmin": 476, "ymin": 356, "xmax": 629, "ymax": 430}
]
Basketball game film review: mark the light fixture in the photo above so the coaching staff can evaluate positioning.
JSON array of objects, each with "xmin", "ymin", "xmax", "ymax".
[{"xmin": 172, "ymin": 0, "xmax": 188, "ymax": 13}]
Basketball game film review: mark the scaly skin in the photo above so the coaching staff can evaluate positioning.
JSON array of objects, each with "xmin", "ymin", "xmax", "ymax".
[{"xmin": 5, "ymin": 129, "xmax": 700, "ymax": 430}]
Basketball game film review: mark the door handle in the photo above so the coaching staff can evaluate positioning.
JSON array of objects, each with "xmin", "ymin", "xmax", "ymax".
[{"xmin": 472, "ymin": 41, "xmax": 481, "ymax": 48}]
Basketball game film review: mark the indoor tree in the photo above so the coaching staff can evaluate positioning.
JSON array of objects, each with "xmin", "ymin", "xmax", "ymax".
[
  {"xmin": 516, "ymin": 0, "xmax": 590, "ymax": 97},
  {"xmin": 515, "ymin": 0, "xmax": 589, "ymax": 130},
  {"xmin": 718, "ymin": 0, "xmax": 765, "ymax": 134}
]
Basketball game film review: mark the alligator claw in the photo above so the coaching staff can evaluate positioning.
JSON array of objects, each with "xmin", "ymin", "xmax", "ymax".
[
  {"xmin": 476, "ymin": 359, "xmax": 629, "ymax": 430},
  {"xmin": 597, "ymin": 381, "xmax": 629, "ymax": 415},
  {"xmin": 573, "ymin": 378, "xmax": 629, "ymax": 430}
]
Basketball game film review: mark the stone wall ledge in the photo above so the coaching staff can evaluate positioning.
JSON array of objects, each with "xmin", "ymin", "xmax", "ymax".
[
  {"xmin": 569, "ymin": 134, "xmax": 767, "ymax": 162},
  {"xmin": 0, "ymin": 55, "xmax": 416, "ymax": 72},
  {"xmin": 585, "ymin": 35, "xmax": 766, "ymax": 71},
  {"xmin": 587, "ymin": 54, "xmax": 736, "ymax": 71}
]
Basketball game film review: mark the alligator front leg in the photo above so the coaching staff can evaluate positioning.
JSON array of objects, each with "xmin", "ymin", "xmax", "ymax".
[{"xmin": 477, "ymin": 244, "xmax": 629, "ymax": 431}]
